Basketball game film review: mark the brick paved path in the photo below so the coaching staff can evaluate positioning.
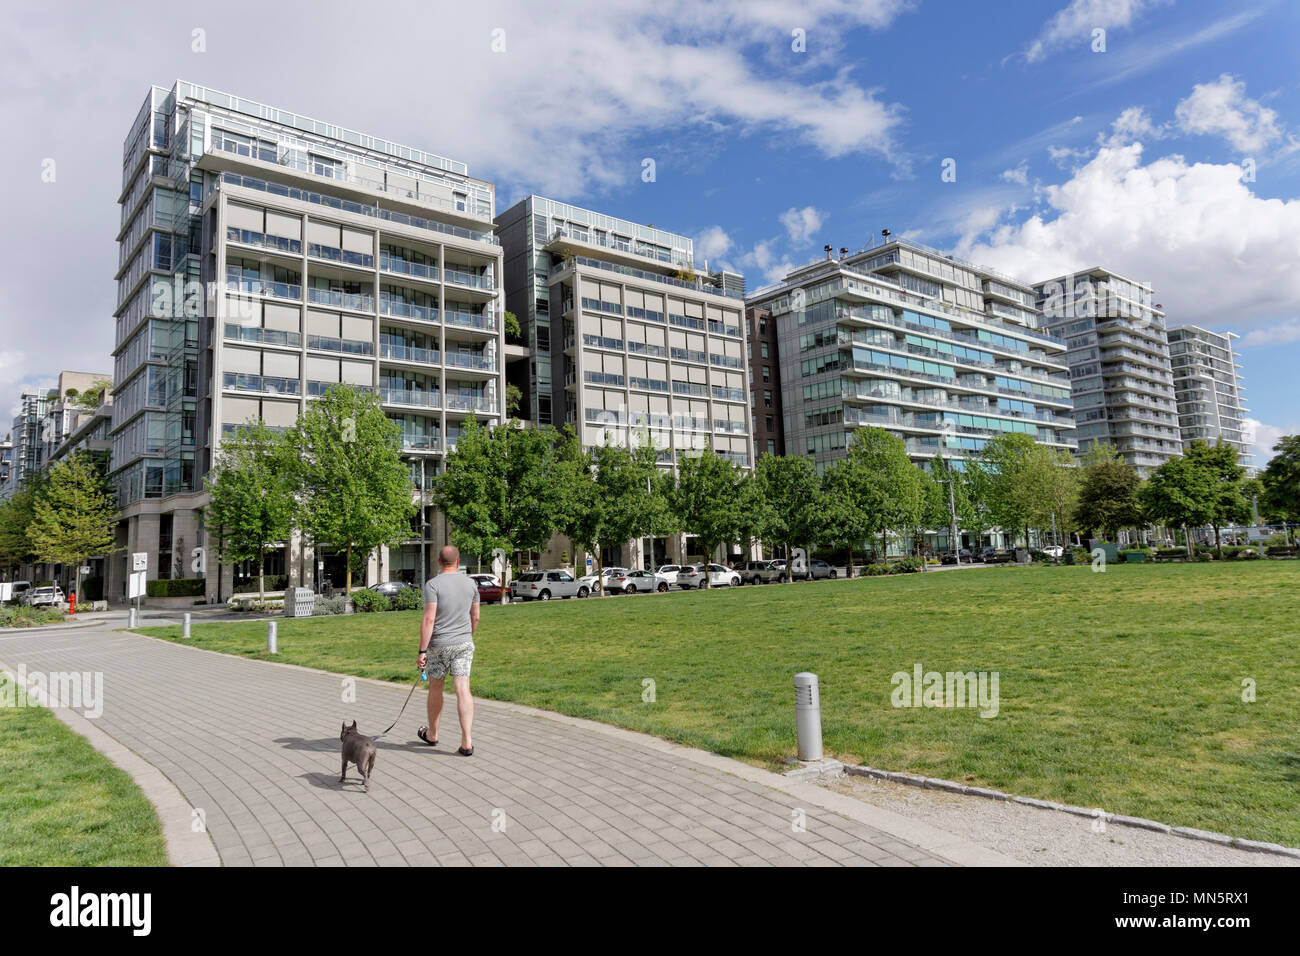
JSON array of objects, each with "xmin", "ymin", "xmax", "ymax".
[{"xmin": 0, "ymin": 621, "xmax": 1010, "ymax": 867}]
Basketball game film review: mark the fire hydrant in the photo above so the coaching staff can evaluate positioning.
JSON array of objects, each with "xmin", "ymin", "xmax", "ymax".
[{"xmin": 69, "ymin": 592, "xmax": 76, "ymax": 615}]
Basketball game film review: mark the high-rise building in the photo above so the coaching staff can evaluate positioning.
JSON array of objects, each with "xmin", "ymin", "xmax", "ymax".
[
  {"xmin": 746, "ymin": 237, "xmax": 1075, "ymax": 477},
  {"xmin": 496, "ymin": 195, "xmax": 751, "ymax": 566},
  {"xmin": 6, "ymin": 391, "xmax": 50, "ymax": 497},
  {"xmin": 111, "ymin": 81, "xmax": 503, "ymax": 599},
  {"xmin": 1033, "ymin": 268, "xmax": 1181, "ymax": 476},
  {"xmin": 746, "ymin": 305, "xmax": 784, "ymax": 458},
  {"xmin": 1167, "ymin": 326, "xmax": 1251, "ymax": 468}
]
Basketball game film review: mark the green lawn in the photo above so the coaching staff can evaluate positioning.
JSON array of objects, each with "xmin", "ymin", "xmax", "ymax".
[
  {"xmin": 138, "ymin": 562, "xmax": 1300, "ymax": 845},
  {"xmin": 0, "ymin": 675, "xmax": 169, "ymax": 865}
]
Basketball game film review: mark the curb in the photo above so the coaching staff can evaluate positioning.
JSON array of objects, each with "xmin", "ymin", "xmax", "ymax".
[
  {"xmin": 818, "ymin": 763, "xmax": 1300, "ymax": 861},
  {"xmin": 0, "ymin": 651, "xmax": 221, "ymax": 867}
]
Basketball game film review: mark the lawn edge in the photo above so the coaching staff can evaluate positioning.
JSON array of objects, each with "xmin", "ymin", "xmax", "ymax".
[
  {"xmin": 0, "ymin": 651, "xmax": 220, "ymax": 868},
  {"xmin": 815, "ymin": 763, "xmax": 1300, "ymax": 859}
]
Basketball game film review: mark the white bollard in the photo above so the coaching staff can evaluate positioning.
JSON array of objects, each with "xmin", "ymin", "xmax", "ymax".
[
  {"xmin": 182, "ymin": 613, "xmax": 191, "ymax": 639},
  {"xmin": 267, "ymin": 621, "xmax": 278, "ymax": 654},
  {"xmin": 794, "ymin": 672, "xmax": 823, "ymax": 762},
  {"xmin": 129, "ymin": 607, "xmax": 136, "ymax": 628}
]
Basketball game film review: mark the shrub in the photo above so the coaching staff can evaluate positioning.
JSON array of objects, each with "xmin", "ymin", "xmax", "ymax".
[
  {"xmin": 313, "ymin": 594, "xmax": 349, "ymax": 616},
  {"xmin": 391, "ymin": 587, "xmax": 424, "ymax": 611},
  {"xmin": 1237, "ymin": 548, "xmax": 1263, "ymax": 560},
  {"xmin": 1194, "ymin": 552, "xmax": 1213, "ymax": 562},
  {"xmin": 1070, "ymin": 547, "xmax": 1092, "ymax": 565},
  {"xmin": 232, "ymin": 575, "xmax": 289, "ymax": 594},
  {"xmin": 147, "ymin": 577, "xmax": 206, "ymax": 597},
  {"xmin": 0, "ymin": 605, "xmax": 64, "ymax": 628},
  {"xmin": 350, "ymin": 589, "xmax": 391, "ymax": 613},
  {"xmin": 890, "ymin": 556, "xmax": 923, "ymax": 574}
]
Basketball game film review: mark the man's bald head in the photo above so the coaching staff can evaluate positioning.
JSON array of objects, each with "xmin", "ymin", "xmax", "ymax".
[{"xmin": 438, "ymin": 545, "xmax": 460, "ymax": 569}]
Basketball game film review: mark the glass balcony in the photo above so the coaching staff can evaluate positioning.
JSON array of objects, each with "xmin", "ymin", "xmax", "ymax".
[
  {"xmin": 307, "ymin": 287, "xmax": 374, "ymax": 311},
  {"xmin": 306, "ymin": 334, "xmax": 374, "ymax": 356},
  {"xmin": 444, "ymin": 310, "xmax": 495, "ymax": 331},
  {"xmin": 380, "ymin": 343, "xmax": 439, "ymax": 364},
  {"xmin": 224, "ymin": 323, "xmax": 301, "ymax": 347},
  {"xmin": 379, "ymin": 255, "xmax": 438, "ymax": 281},
  {"xmin": 379, "ymin": 297, "xmax": 438, "ymax": 322},
  {"xmin": 445, "ymin": 395, "xmax": 496, "ymax": 414},
  {"xmin": 226, "ymin": 226, "xmax": 302, "ymax": 256},
  {"xmin": 307, "ymin": 243, "xmax": 374, "ymax": 269},
  {"xmin": 223, "ymin": 372, "xmax": 301, "ymax": 395},
  {"xmin": 444, "ymin": 352, "xmax": 496, "ymax": 371},
  {"xmin": 225, "ymin": 278, "xmax": 301, "ymax": 301},
  {"xmin": 443, "ymin": 267, "xmax": 494, "ymax": 290},
  {"xmin": 381, "ymin": 387, "xmax": 441, "ymax": 409}
]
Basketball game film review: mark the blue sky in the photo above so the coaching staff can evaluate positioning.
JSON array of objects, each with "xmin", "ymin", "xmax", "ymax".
[{"xmin": 1, "ymin": 0, "xmax": 1296, "ymax": 463}]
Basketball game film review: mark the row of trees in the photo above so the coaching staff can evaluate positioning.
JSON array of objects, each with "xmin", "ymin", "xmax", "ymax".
[{"xmin": 0, "ymin": 454, "xmax": 120, "ymax": 600}]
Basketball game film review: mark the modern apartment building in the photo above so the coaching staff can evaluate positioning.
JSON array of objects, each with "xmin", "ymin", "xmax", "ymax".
[
  {"xmin": 1033, "ymin": 268, "xmax": 1181, "ymax": 476},
  {"xmin": 38, "ymin": 372, "xmax": 110, "ymax": 468},
  {"xmin": 746, "ymin": 238, "xmax": 1075, "ymax": 482},
  {"xmin": 3, "ymin": 390, "xmax": 50, "ymax": 499},
  {"xmin": 111, "ymin": 81, "xmax": 504, "ymax": 600},
  {"xmin": 1167, "ymin": 326, "xmax": 1250, "ymax": 468},
  {"xmin": 496, "ymin": 195, "xmax": 751, "ymax": 567}
]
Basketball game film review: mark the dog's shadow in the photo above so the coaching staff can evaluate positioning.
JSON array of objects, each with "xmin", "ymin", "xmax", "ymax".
[{"xmin": 275, "ymin": 735, "xmax": 452, "ymax": 754}]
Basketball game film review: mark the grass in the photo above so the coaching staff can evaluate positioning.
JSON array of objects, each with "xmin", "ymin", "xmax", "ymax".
[
  {"xmin": 137, "ymin": 562, "xmax": 1300, "ymax": 845},
  {"xmin": 0, "ymin": 674, "xmax": 169, "ymax": 865}
]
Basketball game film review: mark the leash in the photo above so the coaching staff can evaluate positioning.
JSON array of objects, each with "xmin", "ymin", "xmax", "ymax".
[{"xmin": 373, "ymin": 669, "xmax": 426, "ymax": 740}]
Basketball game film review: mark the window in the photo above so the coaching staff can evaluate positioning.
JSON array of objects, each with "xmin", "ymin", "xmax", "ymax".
[
  {"xmin": 765, "ymin": 415, "xmax": 774, "ymax": 432},
  {"xmin": 761, "ymin": 342, "xmax": 770, "ymax": 359},
  {"xmin": 764, "ymin": 390, "xmax": 773, "ymax": 408},
  {"xmin": 762, "ymin": 366, "xmax": 770, "ymax": 382},
  {"xmin": 767, "ymin": 439, "xmax": 776, "ymax": 455}
]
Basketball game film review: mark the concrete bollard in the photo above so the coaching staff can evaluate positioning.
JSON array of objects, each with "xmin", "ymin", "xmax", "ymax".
[
  {"xmin": 267, "ymin": 621, "xmax": 278, "ymax": 654},
  {"xmin": 794, "ymin": 672, "xmax": 823, "ymax": 762},
  {"xmin": 182, "ymin": 613, "xmax": 191, "ymax": 639}
]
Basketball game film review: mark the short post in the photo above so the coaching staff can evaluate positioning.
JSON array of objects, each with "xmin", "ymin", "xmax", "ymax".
[
  {"xmin": 794, "ymin": 672, "xmax": 823, "ymax": 762},
  {"xmin": 267, "ymin": 621, "xmax": 278, "ymax": 654},
  {"xmin": 182, "ymin": 613, "xmax": 191, "ymax": 639},
  {"xmin": 128, "ymin": 607, "xmax": 136, "ymax": 629}
]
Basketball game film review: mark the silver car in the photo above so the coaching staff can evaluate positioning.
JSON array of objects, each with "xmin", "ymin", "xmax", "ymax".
[
  {"xmin": 509, "ymin": 570, "xmax": 589, "ymax": 601},
  {"xmin": 676, "ymin": 563, "xmax": 742, "ymax": 589}
]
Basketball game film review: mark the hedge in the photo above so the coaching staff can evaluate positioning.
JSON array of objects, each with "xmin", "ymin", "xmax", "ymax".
[{"xmin": 146, "ymin": 577, "xmax": 206, "ymax": 597}]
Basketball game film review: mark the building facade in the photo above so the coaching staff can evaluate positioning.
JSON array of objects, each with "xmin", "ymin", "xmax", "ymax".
[
  {"xmin": 746, "ymin": 238, "xmax": 1075, "ymax": 479},
  {"xmin": 496, "ymin": 195, "xmax": 751, "ymax": 567},
  {"xmin": 746, "ymin": 305, "xmax": 785, "ymax": 458},
  {"xmin": 1167, "ymin": 326, "xmax": 1250, "ymax": 468},
  {"xmin": 1033, "ymin": 268, "xmax": 1181, "ymax": 476},
  {"xmin": 111, "ymin": 81, "xmax": 503, "ymax": 601}
]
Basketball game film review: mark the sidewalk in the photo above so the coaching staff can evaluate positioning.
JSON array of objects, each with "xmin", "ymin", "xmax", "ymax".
[{"xmin": 0, "ymin": 622, "xmax": 1017, "ymax": 867}]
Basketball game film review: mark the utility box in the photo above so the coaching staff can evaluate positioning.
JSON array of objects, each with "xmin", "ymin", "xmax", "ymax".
[{"xmin": 285, "ymin": 587, "xmax": 316, "ymax": 617}]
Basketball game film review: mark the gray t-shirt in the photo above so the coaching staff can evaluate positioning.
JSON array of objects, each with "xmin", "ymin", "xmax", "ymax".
[{"xmin": 422, "ymin": 572, "xmax": 479, "ymax": 648}]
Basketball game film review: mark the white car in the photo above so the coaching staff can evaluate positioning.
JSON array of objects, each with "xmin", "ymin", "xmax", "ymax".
[
  {"xmin": 468, "ymin": 573, "xmax": 501, "ymax": 588},
  {"xmin": 578, "ymin": 567, "xmax": 627, "ymax": 593},
  {"xmin": 605, "ymin": 569, "xmax": 672, "ymax": 594},
  {"xmin": 23, "ymin": 585, "xmax": 65, "ymax": 607},
  {"xmin": 676, "ymin": 563, "xmax": 741, "ymax": 589},
  {"xmin": 1040, "ymin": 546, "xmax": 1064, "ymax": 559}
]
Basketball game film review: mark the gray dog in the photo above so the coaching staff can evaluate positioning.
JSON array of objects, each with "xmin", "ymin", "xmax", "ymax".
[{"xmin": 339, "ymin": 721, "xmax": 376, "ymax": 793}]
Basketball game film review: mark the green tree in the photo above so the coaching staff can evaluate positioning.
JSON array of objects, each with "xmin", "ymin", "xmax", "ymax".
[
  {"xmin": 672, "ymin": 448, "xmax": 742, "ymax": 585},
  {"xmin": 205, "ymin": 420, "xmax": 297, "ymax": 601},
  {"xmin": 981, "ymin": 433, "xmax": 1040, "ymax": 548},
  {"xmin": 1073, "ymin": 443, "xmax": 1143, "ymax": 542},
  {"xmin": 754, "ymin": 453, "xmax": 825, "ymax": 583},
  {"xmin": 27, "ymin": 454, "xmax": 119, "ymax": 602},
  {"xmin": 289, "ymin": 384, "xmax": 416, "ymax": 594},
  {"xmin": 1184, "ymin": 440, "xmax": 1252, "ymax": 556},
  {"xmin": 1140, "ymin": 455, "xmax": 1215, "ymax": 557},
  {"xmin": 503, "ymin": 310, "xmax": 522, "ymax": 343},
  {"xmin": 0, "ymin": 477, "xmax": 44, "ymax": 576},
  {"xmin": 1259, "ymin": 434, "xmax": 1300, "ymax": 543},
  {"xmin": 842, "ymin": 427, "xmax": 923, "ymax": 560},
  {"xmin": 821, "ymin": 458, "xmax": 874, "ymax": 577}
]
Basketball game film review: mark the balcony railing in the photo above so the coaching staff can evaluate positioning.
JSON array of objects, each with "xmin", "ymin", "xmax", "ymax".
[
  {"xmin": 443, "ymin": 268, "xmax": 494, "ymax": 290},
  {"xmin": 380, "ymin": 343, "xmax": 439, "ymax": 364},
  {"xmin": 308, "ymin": 287, "xmax": 374, "ymax": 311},
  {"xmin": 444, "ymin": 352, "xmax": 496, "ymax": 371},
  {"xmin": 381, "ymin": 387, "xmax": 441, "ymax": 408},
  {"xmin": 380, "ymin": 297, "xmax": 438, "ymax": 322},
  {"xmin": 379, "ymin": 255, "xmax": 438, "ymax": 280},
  {"xmin": 307, "ymin": 243, "xmax": 374, "ymax": 269},
  {"xmin": 306, "ymin": 334, "xmax": 374, "ymax": 356},
  {"xmin": 225, "ymin": 278, "xmax": 301, "ymax": 301},
  {"xmin": 444, "ymin": 310, "xmax": 496, "ymax": 332},
  {"xmin": 226, "ymin": 226, "xmax": 302, "ymax": 256},
  {"xmin": 445, "ymin": 395, "xmax": 496, "ymax": 414},
  {"xmin": 223, "ymin": 372, "xmax": 301, "ymax": 396},
  {"xmin": 224, "ymin": 324, "xmax": 301, "ymax": 348}
]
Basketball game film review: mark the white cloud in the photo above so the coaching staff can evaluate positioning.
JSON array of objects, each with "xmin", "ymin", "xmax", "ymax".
[
  {"xmin": 957, "ymin": 139, "xmax": 1300, "ymax": 332},
  {"xmin": 735, "ymin": 238, "xmax": 799, "ymax": 286},
  {"xmin": 1240, "ymin": 319, "xmax": 1300, "ymax": 348},
  {"xmin": 1174, "ymin": 73, "xmax": 1284, "ymax": 154},
  {"xmin": 779, "ymin": 206, "xmax": 825, "ymax": 244},
  {"xmin": 1000, "ymin": 161, "xmax": 1030, "ymax": 185},
  {"xmin": 694, "ymin": 225, "xmax": 733, "ymax": 261},
  {"xmin": 1102, "ymin": 106, "xmax": 1163, "ymax": 146},
  {"xmin": 1021, "ymin": 0, "xmax": 1168, "ymax": 64},
  {"xmin": 1244, "ymin": 419, "xmax": 1298, "ymax": 470}
]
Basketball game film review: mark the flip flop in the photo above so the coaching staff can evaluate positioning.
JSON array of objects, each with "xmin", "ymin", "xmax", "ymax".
[
  {"xmin": 457, "ymin": 746, "xmax": 474, "ymax": 757},
  {"xmin": 417, "ymin": 726, "xmax": 437, "ymax": 746}
]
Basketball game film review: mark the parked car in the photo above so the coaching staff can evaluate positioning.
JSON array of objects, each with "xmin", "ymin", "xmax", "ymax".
[
  {"xmin": 370, "ymin": 580, "xmax": 418, "ymax": 597},
  {"xmin": 24, "ymin": 585, "xmax": 65, "ymax": 608},
  {"xmin": 475, "ymin": 577, "xmax": 503, "ymax": 602},
  {"xmin": 804, "ymin": 559, "xmax": 837, "ymax": 581},
  {"xmin": 509, "ymin": 570, "xmax": 589, "ymax": 601},
  {"xmin": 738, "ymin": 560, "xmax": 775, "ymax": 585},
  {"xmin": 978, "ymin": 547, "xmax": 999, "ymax": 562},
  {"xmin": 655, "ymin": 565, "xmax": 685, "ymax": 584},
  {"xmin": 578, "ymin": 566, "xmax": 627, "ymax": 593},
  {"xmin": 1, "ymin": 580, "xmax": 31, "ymax": 604},
  {"xmin": 605, "ymin": 569, "xmax": 670, "ymax": 594},
  {"xmin": 1040, "ymin": 545, "xmax": 1064, "ymax": 559},
  {"xmin": 941, "ymin": 549, "xmax": 974, "ymax": 565},
  {"xmin": 676, "ymin": 563, "xmax": 742, "ymax": 588},
  {"xmin": 468, "ymin": 573, "xmax": 501, "ymax": 588}
]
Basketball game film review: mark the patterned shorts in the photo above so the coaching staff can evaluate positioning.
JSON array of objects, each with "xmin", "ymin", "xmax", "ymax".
[{"xmin": 425, "ymin": 641, "xmax": 474, "ymax": 680}]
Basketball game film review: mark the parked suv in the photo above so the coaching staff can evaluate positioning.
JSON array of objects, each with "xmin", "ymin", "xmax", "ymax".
[
  {"xmin": 509, "ymin": 570, "xmax": 589, "ymax": 601},
  {"xmin": 738, "ymin": 560, "xmax": 772, "ymax": 585},
  {"xmin": 24, "ymin": 585, "xmax": 65, "ymax": 608},
  {"xmin": 677, "ymin": 563, "xmax": 742, "ymax": 588}
]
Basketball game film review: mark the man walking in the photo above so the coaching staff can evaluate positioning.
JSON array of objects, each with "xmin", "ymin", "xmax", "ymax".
[{"xmin": 416, "ymin": 545, "xmax": 479, "ymax": 756}]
